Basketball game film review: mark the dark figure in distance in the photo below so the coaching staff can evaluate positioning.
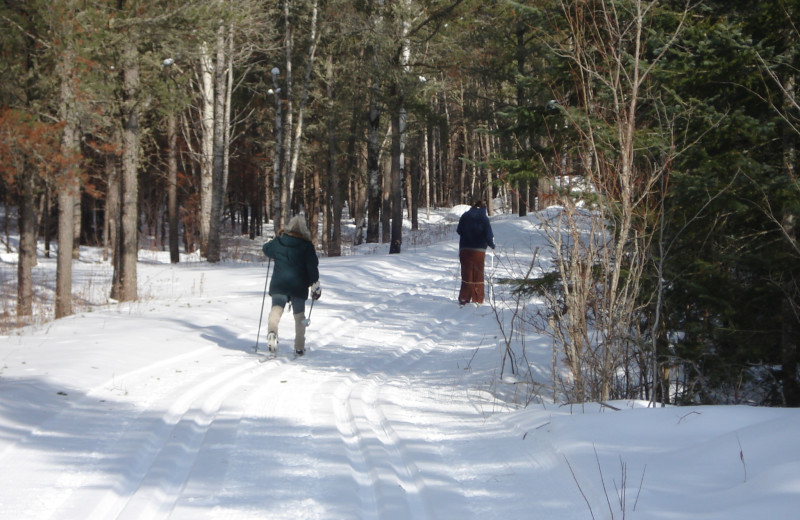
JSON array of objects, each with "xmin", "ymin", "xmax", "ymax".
[{"xmin": 456, "ymin": 200, "xmax": 495, "ymax": 306}]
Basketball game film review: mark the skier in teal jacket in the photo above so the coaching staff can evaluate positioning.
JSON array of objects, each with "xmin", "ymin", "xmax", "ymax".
[{"xmin": 262, "ymin": 214, "xmax": 320, "ymax": 355}]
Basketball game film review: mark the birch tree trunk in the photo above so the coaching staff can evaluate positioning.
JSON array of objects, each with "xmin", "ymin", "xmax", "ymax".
[
  {"xmin": 389, "ymin": 102, "xmax": 406, "ymax": 254},
  {"xmin": 423, "ymin": 125, "xmax": 430, "ymax": 218},
  {"xmin": 286, "ymin": 0, "xmax": 319, "ymax": 222},
  {"xmin": 389, "ymin": 4, "xmax": 411, "ymax": 254},
  {"xmin": 270, "ymin": 65, "xmax": 283, "ymax": 232},
  {"xmin": 199, "ymin": 41, "xmax": 214, "ymax": 256},
  {"xmin": 279, "ymin": 0, "xmax": 294, "ymax": 231},
  {"xmin": 207, "ymin": 23, "xmax": 228, "ymax": 263}
]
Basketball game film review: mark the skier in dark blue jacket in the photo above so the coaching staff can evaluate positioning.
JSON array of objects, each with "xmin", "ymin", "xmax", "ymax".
[
  {"xmin": 456, "ymin": 200, "xmax": 495, "ymax": 305},
  {"xmin": 262, "ymin": 214, "xmax": 320, "ymax": 355}
]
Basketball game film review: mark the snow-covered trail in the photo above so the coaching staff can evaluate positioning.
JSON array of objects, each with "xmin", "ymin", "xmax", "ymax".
[
  {"xmin": 3, "ymin": 212, "xmax": 800, "ymax": 520},
  {"xmin": 0, "ymin": 222, "xmax": 586, "ymax": 519}
]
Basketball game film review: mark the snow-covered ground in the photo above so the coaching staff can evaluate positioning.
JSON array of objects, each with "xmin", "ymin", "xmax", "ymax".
[{"xmin": 0, "ymin": 208, "xmax": 798, "ymax": 519}]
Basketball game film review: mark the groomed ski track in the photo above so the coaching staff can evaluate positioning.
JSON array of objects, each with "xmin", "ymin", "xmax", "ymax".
[{"xmin": 0, "ymin": 221, "xmax": 586, "ymax": 519}]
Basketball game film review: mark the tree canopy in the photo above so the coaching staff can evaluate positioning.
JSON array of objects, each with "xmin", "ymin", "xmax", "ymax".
[{"xmin": 1, "ymin": 0, "xmax": 798, "ymax": 406}]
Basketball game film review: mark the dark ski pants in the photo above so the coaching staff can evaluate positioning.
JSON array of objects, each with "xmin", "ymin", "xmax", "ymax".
[{"xmin": 458, "ymin": 249, "xmax": 486, "ymax": 305}]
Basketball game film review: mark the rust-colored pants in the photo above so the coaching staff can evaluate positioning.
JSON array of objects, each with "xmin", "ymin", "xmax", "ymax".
[{"xmin": 458, "ymin": 249, "xmax": 486, "ymax": 304}]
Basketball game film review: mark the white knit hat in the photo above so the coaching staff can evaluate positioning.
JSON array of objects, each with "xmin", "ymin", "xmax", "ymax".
[{"xmin": 285, "ymin": 214, "xmax": 312, "ymax": 241}]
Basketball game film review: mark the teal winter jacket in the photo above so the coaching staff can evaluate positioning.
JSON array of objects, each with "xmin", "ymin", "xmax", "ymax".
[{"xmin": 262, "ymin": 233, "xmax": 319, "ymax": 299}]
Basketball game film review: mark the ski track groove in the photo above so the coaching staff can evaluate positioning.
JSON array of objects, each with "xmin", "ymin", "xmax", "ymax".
[
  {"xmin": 49, "ymin": 352, "xmax": 291, "ymax": 520},
  {"xmin": 359, "ymin": 376, "xmax": 431, "ymax": 520},
  {"xmin": 310, "ymin": 295, "xmax": 458, "ymax": 520},
  {"xmin": 0, "ymin": 344, "xmax": 239, "ymax": 520},
  {"xmin": 1, "ymin": 248, "xmax": 499, "ymax": 519},
  {"xmin": 199, "ymin": 359, "xmax": 319, "ymax": 520},
  {"xmin": 0, "ymin": 344, "xmax": 221, "ymax": 464},
  {"xmin": 110, "ymin": 357, "xmax": 270, "ymax": 520},
  {"xmin": 331, "ymin": 376, "xmax": 381, "ymax": 520}
]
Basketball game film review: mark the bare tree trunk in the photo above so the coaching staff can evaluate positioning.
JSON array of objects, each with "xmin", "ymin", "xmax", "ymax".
[
  {"xmin": 16, "ymin": 173, "xmax": 36, "ymax": 317},
  {"xmin": 483, "ymin": 131, "xmax": 493, "ymax": 214},
  {"xmin": 199, "ymin": 41, "xmax": 214, "ymax": 256},
  {"xmin": 366, "ymin": 88, "xmax": 382, "ymax": 243},
  {"xmin": 42, "ymin": 188, "xmax": 52, "ymax": 258},
  {"xmin": 781, "ymin": 64, "xmax": 799, "ymax": 405},
  {"xmin": 389, "ymin": 102, "xmax": 406, "ymax": 254},
  {"xmin": 516, "ymin": 20, "xmax": 528, "ymax": 217},
  {"xmin": 388, "ymin": 4, "xmax": 411, "ymax": 254},
  {"xmin": 72, "ymin": 194, "xmax": 81, "ymax": 259},
  {"xmin": 443, "ymin": 94, "xmax": 453, "ymax": 206},
  {"xmin": 283, "ymin": 0, "xmax": 319, "ymax": 225},
  {"xmin": 270, "ymin": 65, "xmax": 283, "ymax": 233},
  {"xmin": 55, "ymin": 47, "xmax": 78, "ymax": 319},
  {"xmin": 103, "ymin": 153, "xmax": 117, "ymax": 262},
  {"xmin": 381, "ymin": 144, "xmax": 391, "ymax": 243},
  {"xmin": 408, "ymin": 152, "xmax": 417, "ymax": 230},
  {"xmin": 424, "ymin": 125, "xmax": 431, "ymax": 216},
  {"xmin": 279, "ymin": 0, "xmax": 294, "ymax": 230},
  {"xmin": 117, "ymin": 38, "xmax": 139, "ymax": 302},
  {"xmin": 344, "ymin": 70, "xmax": 363, "ymax": 231},
  {"xmin": 55, "ymin": 187, "xmax": 76, "ymax": 318},
  {"xmin": 167, "ymin": 110, "xmax": 179, "ymax": 263},
  {"xmin": 326, "ymin": 53, "xmax": 343, "ymax": 256},
  {"xmin": 307, "ymin": 167, "xmax": 320, "ymax": 247},
  {"xmin": 108, "ymin": 157, "xmax": 121, "ymax": 299},
  {"xmin": 207, "ymin": 23, "xmax": 228, "ymax": 263},
  {"xmin": 431, "ymin": 121, "xmax": 440, "ymax": 207}
]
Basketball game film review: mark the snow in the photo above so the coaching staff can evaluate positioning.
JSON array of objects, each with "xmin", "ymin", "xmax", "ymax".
[{"xmin": 1, "ymin": 208, "xmax": 799, "ymax": 519}]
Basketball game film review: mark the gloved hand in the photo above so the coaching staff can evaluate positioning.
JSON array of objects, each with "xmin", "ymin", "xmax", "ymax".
[{"xmin": 310, "ymin": 281, "xmax": 321, "ymax": 300}]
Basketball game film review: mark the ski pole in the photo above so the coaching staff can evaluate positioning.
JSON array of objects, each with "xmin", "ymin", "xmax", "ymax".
[
  {"xmin": 487, "ymin": 250, "xmax": 495, "ymax": 302},
  {"xmin": 254, "ymin": 258, "xmax": 271, "ymax": 352},
  {"xmin": 302, "ymin": 297, "xmax": 314, "ymax": 327}
]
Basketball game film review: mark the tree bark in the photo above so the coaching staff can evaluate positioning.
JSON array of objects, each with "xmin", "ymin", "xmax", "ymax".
[
  {"xmin": 270, "ymin": 65, "xmax": 283, "ymax": 234},
  {"xmin": 366, "ymin": 86, "xmax": 382, "ymax": 243},
  {"xmin": 326, "ymin": 53, "xmax": 343, "ymax": 256},
  {"xmin": 279, "ymin": 0, "xmax": 294, "ymax": 231},
  {"xmin": 117, "ymin": 38, "xmax": 139, "ymax": 302},
  {"xmin": 16, "ymin": 172, "xmax": 36, "ymax": 317},
  {"xmin": 55, "ymin": 47, "xmax": 78, "ymax": 319},
  {"xmin": 207, "ymin": 23, "xmax": 228, "ymax": 263},
  {"xmin": 516, "ymin": 20, "xmax": 528, "ymax": 217},
  {"xmin": 167, "ymin": 110, "xmax": 179, "ymax": 264},
  {"xmin": 389, "ymin": 101, "xmax": 406, "ymax": 254},
  {"xmin": 107, "ymin": 152, "xmax": 121, "ymax": 299},
  {"xmin": 286, "ymin": 0, "xmax": 319, "ymax": 222},
  {"xmin": 199, "ymin": 41, "xmax": 214, "ymax": 256},
  {"xmin": 781, "ymin": 63, "xmax": 799, "ymax": 405}
]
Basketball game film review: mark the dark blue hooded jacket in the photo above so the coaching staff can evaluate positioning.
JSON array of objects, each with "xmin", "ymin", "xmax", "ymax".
[
  {"xmin": 457, "ymin": 207, "xmax": 495, "ymax": 250},
  {"xmin": 262, "ymin": 234, "xmax": 319, "ymax": 299}
]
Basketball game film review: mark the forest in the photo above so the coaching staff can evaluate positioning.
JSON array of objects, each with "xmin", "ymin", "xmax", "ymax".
[{"xmin": 0, "ymin": 0, "xmax": 798, "ymax": 406}]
